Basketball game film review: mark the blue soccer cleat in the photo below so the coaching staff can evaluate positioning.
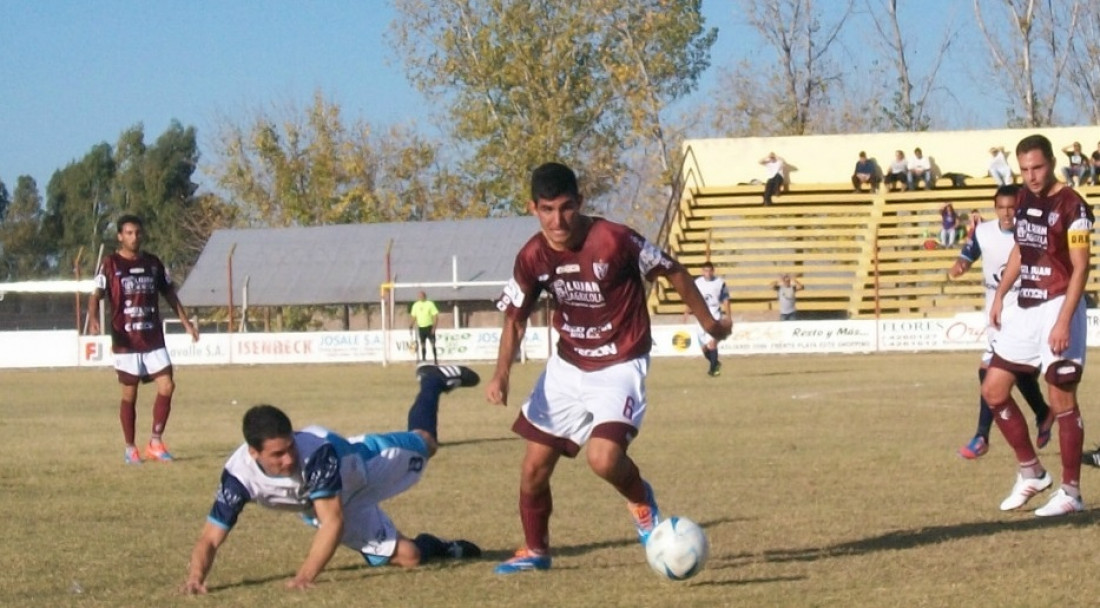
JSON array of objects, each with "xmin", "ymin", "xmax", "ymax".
[
  {"xmin": 629, "ymin": 480, "xmax": 662, "ymax": 545},
  {"xmin": 494, "ymin": 548, "xmax": 551, "ymax": 574}
]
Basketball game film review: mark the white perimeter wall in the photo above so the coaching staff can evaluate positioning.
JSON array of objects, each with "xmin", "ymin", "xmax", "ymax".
[
  {"xmin": 684, "ymin": 126, "xmax": 1100, "ymax": 187},
  {"xmin": 6, "ymin": 311, "xmax": 1100, "ymax": 368}
]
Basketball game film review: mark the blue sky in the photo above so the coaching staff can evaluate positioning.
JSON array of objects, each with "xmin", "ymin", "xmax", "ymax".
[{"xmin": 0, "ymin": 1, "xmax": 983, "ymax": 194}]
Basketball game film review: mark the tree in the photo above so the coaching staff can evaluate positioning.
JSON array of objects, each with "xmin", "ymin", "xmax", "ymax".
[
  {"xmin": 866, "ymin": 0, "xmax": 955, "ymax": 131},
  {"xmin": 208, "ymin": 91, "xmax": 482, "ymax": 227},
  {"xmin": 42, "ymin": 143, "xmax": 116, "ymax": 276},
  {"xmin": 1064, "ymin": 3, "xmax": 1100, "ymax": 124},
  {"xmin": 973, "ymin": 0, "xmax": 1082, "ymax": 127},
  {"xmin": 0, "ymin": 176, "xmax": 47, "ymax": 279},
  {"xmin": 736, "ymin": 0, "xmax": 854, "ymax": 136},
  {"xmin": 390, "ymin": 0, "xmax": 716, "ymax": 213},
  {"xmin": 0, "ymin": 178, "xmax": 9, "ymax": 222}
]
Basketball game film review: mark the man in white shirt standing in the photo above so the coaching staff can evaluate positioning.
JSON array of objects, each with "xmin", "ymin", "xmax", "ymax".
[{"xmin": 692, "ymin": 261, "xmax": 731, "ymax": 376}]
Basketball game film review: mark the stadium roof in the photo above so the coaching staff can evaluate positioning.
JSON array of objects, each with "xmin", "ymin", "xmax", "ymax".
[{"xmin": 178, "ymin": 217, "xmax": 538, "ymax": 307}]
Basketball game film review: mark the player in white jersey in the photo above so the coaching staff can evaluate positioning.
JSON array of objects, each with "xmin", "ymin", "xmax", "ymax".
[
  {"xmin": 181, "ymin": 365, "xmax": 482, "ymax": 594},
  {"xmin": 692, "ymin": 261, "xmax": 731, "ymax": 376},
  {"xmin": 948, "ymin": 185, "xmax": 1051, "ymax": 459}
]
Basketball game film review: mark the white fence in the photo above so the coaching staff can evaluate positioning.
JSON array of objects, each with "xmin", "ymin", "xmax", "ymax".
[{"xmin": 5, "ymin": 311, "xmax": 1100, "ymax": 369}]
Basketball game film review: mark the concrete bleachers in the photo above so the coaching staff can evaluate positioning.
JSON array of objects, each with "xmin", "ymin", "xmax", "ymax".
[{"xmin": 652, "ymin": 181, "xmax": 1100, "ymax": 319}]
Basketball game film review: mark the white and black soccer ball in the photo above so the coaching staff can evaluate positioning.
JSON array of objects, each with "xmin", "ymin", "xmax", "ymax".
[{"xmin": 644, "ymin": 516, "xmax": 709, "ymax": 581}]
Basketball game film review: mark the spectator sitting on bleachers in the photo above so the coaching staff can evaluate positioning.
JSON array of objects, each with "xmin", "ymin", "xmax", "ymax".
[
  {"xmin": 884, "ymin": 150, "xmax": 908, "ymax": 191},
  {"xmin": 1061, "ymin": 141, "xmax": 1091, "ymax": 187},
  {"xmin": 988, "ymin": 146, "xmax": 1013, "ymax": 186},
  {"xmin": 759, "ymin": 152, "xmax": 786, "ymax": 205},
  {"xmin": 908, "ymin": 147, "xmax": 934, "ymax": 190},
  {"xmin": 851, "ymin": 151, "xmax": 880, "ymax": 193}
]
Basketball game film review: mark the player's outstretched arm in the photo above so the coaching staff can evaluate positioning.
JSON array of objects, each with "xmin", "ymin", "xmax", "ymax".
[
  {"xmin": 181, "ymin": 522, "xmax": 230, "ymax": 595},
  {"xmin": 287, "ymin": 496, "xmax": 344, "ymax": 590},
  {"xmin": 669, "ymin": 267, "xmax": 730, "ymax": 341},
  {"xmin": 487, "ymin": 315, "xmax": 527, "ymax": 406},
  {"xmin": 164, "ymin": 286, "xmax": 199, "ymax": 342}
]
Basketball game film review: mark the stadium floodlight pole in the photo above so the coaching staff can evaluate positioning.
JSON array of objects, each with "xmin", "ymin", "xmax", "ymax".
[{"xmin": 227, "ymin": 243, "xmax": 237, "ymax": 335}]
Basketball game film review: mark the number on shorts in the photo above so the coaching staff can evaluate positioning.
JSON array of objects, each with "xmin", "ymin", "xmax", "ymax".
[{"xmin": 622, "ymin": 397, "xmax": 635, "ymax": 419}]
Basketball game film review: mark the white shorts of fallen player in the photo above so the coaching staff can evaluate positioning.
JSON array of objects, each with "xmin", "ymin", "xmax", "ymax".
[
  {"xmin": 521, "ymin": 352, "xmax": 649, "ymax": 447},
  {"xmin": 305, "ymin": 430, "xmax": 430, "ymax": 566}
]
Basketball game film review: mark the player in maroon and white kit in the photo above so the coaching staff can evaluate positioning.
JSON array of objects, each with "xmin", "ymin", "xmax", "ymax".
[
  {"xmin": 487, "ymin": 162, "xmax": 731, "ymax": 574},
  {"xmin": 88, "ymin": 215, "xmax": 199, "ymax": 464},
  {"xmin": 982, "ymin": 135, "xmax": 1094, "ymax": 516}
]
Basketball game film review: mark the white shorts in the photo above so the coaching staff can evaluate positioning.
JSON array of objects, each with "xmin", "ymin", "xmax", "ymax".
[
  {"xmin": 695, "ymin": 323, "xmax": 716, "ymax": 350},
  {"xmin": 337, "ymin": 432, "xmax": 430, "ymax": 565},
  {"xmin": 113, "ymin": 348, "xmax": 172, "ymax": 383},
  {"xmin": 990, "ymin": 295, "xmax": 1087, "ymax": 373},
  {"xmin": 520, "ymin": 353, "xmax": 649, "ymax": 448}
]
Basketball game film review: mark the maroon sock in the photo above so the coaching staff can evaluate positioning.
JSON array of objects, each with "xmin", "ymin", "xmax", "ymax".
[
  {"xmin": 1057, "ymin": 407, "xmax": 1084, "ymax": 489},
  {"xmin": 120, "ymin": 399, "xmax": 136, "ymax": 445},
  {"xmin": 989, "ymin": 397, "xmax": 1038, "ymax": 465},
  {"xmin": 613, "ymin": 459, "xmax": 647, "ymax": 504},
  {"xmin": 152, "ymin": 393, "xmax": 172, "ymax": 437},
  {"xmin": 519, "ymin": 490, "xmax": 552, "ymax": 554}
]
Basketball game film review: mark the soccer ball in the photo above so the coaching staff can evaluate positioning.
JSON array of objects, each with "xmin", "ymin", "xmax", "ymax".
[{"xmin": 644, "ymin": 516, "xmax": 709, "ymax": 580}]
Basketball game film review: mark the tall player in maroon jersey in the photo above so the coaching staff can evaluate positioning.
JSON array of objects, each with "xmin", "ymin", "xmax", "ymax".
[
  {"xmin": 982, "ymin": 135, "xmax": 1093, "ymax": 517},
  {"xmin": 487, "ymin": 163, "xmax": 731, "ymax": 574},
  {"xmin": 88, "ymin": 215, "xmax": 199, "ymax": 464}
]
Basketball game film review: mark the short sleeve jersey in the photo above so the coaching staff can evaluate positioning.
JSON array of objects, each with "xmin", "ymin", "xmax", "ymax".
[
  {"xmin": 95, "ymin": 252, "xmax": 173, "ymax": 353},
  {"xmin": 958, "ymin": 219, "xmax": 1020, "ymax": 313},
  {"xmin": 1014, "ymin": 187, "xmax": 1094, "ymax": 308},
  {"xmin": 694, "ymin": 276, "xmax": 729, "ymax": 321},
  {"xmin": 409, "ymin": 299, "xmax": 439, "ymax": 328},
  {"xmin": 496, "ymin": 218, "xmax": 678, "ymax": 371},
  {"xmin": 206, "ymin": 427, "xmax": 346, "ymax": 530}
]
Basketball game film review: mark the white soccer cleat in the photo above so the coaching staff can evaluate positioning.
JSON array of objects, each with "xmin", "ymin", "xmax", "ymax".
[
  {"xmin": 999, "ymin": 472, "xmax": 1053, "ymax": 511},
  {"xmin": 1034, "ymin": 488, "xmax": 1084, "ymax": 517}
]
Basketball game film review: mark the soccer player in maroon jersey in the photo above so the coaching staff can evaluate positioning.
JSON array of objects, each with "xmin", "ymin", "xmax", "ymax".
[
  {"xmin": 487, "ymin": 162, "xmax": 731, "ymax": 573},
  {"xmin": 982, "ymin": 134, "xmax": 1094, "ymax": 516},
  {"xmin": 87, "ymin": 215, "xmax": 199, "ymax": 464}
]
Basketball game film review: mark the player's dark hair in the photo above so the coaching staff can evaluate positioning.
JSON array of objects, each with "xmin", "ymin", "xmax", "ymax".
[
  {"xmin": 242, "ymin": 404, "xmax": 293, "ymax": 450},
  {"xmin": 701, "ymin": 261, "xmax": 714, "ymax": 270},
  {"xmin": 116, "ymin": 214, "xmax": 143, "ymax": 233},
  {"xmin": 995, "ymin": 184, "xmax": 1020, "ymax": 199},
  {"xmin": 1016, "ymin": 134, "xmax": 1055, "ymax": 163},
  {"xmin": 530, "ymin": 162, "xmax": 579, "ymax": 202}
]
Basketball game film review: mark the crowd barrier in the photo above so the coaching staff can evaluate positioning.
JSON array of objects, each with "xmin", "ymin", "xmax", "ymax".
[{"xmin": 5, "ymin": 311, "xmax": 1100, "ymax": 369}]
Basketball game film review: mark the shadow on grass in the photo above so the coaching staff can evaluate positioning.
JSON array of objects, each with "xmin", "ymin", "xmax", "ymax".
[
  {"xmin": 762, "ymin": 509, "xmax": 1100, "ymax": 563},
  {"xmin": 476, "ymin": 515, "xmax": 749, "ymax": 564},
  {"xmin": 439, "ymin": 436, "xmax": 517, "ymax": 449}
]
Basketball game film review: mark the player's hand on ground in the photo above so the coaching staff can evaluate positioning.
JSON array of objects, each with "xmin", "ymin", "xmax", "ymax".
[
  {"xmin": 179, "ymin": 580, "xmax": 207, "ymax": 595},
  {"xmin": 285, "ymin": 576, "xmax": 314, "ymax": 590},
  {"xmin": 486, "ymin": 375, "xmax": 509, "ymax": 406}
]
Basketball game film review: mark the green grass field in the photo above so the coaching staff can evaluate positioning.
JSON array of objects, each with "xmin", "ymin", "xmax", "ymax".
[{"xmin": 3, "ymin": 353, "xmax": 1100, "ymax": 607}]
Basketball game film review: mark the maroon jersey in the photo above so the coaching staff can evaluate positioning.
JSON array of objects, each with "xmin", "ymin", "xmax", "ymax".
[
  {"xmin": 1014, "ymin": 186, "xmax": 1094, "ymax": 308},
  {"xmin": 497, "ymin": 218, "xmax": 679, "ymax": 371},
  {"xmin": 95, "ymin": 252, "xmax": 174, "ymax": 353}
]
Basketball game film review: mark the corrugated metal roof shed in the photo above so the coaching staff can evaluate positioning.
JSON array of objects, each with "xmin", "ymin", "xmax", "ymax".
[{"xmin": 178, "ymin": 217, "xmax": 538, "ymax": 306}]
